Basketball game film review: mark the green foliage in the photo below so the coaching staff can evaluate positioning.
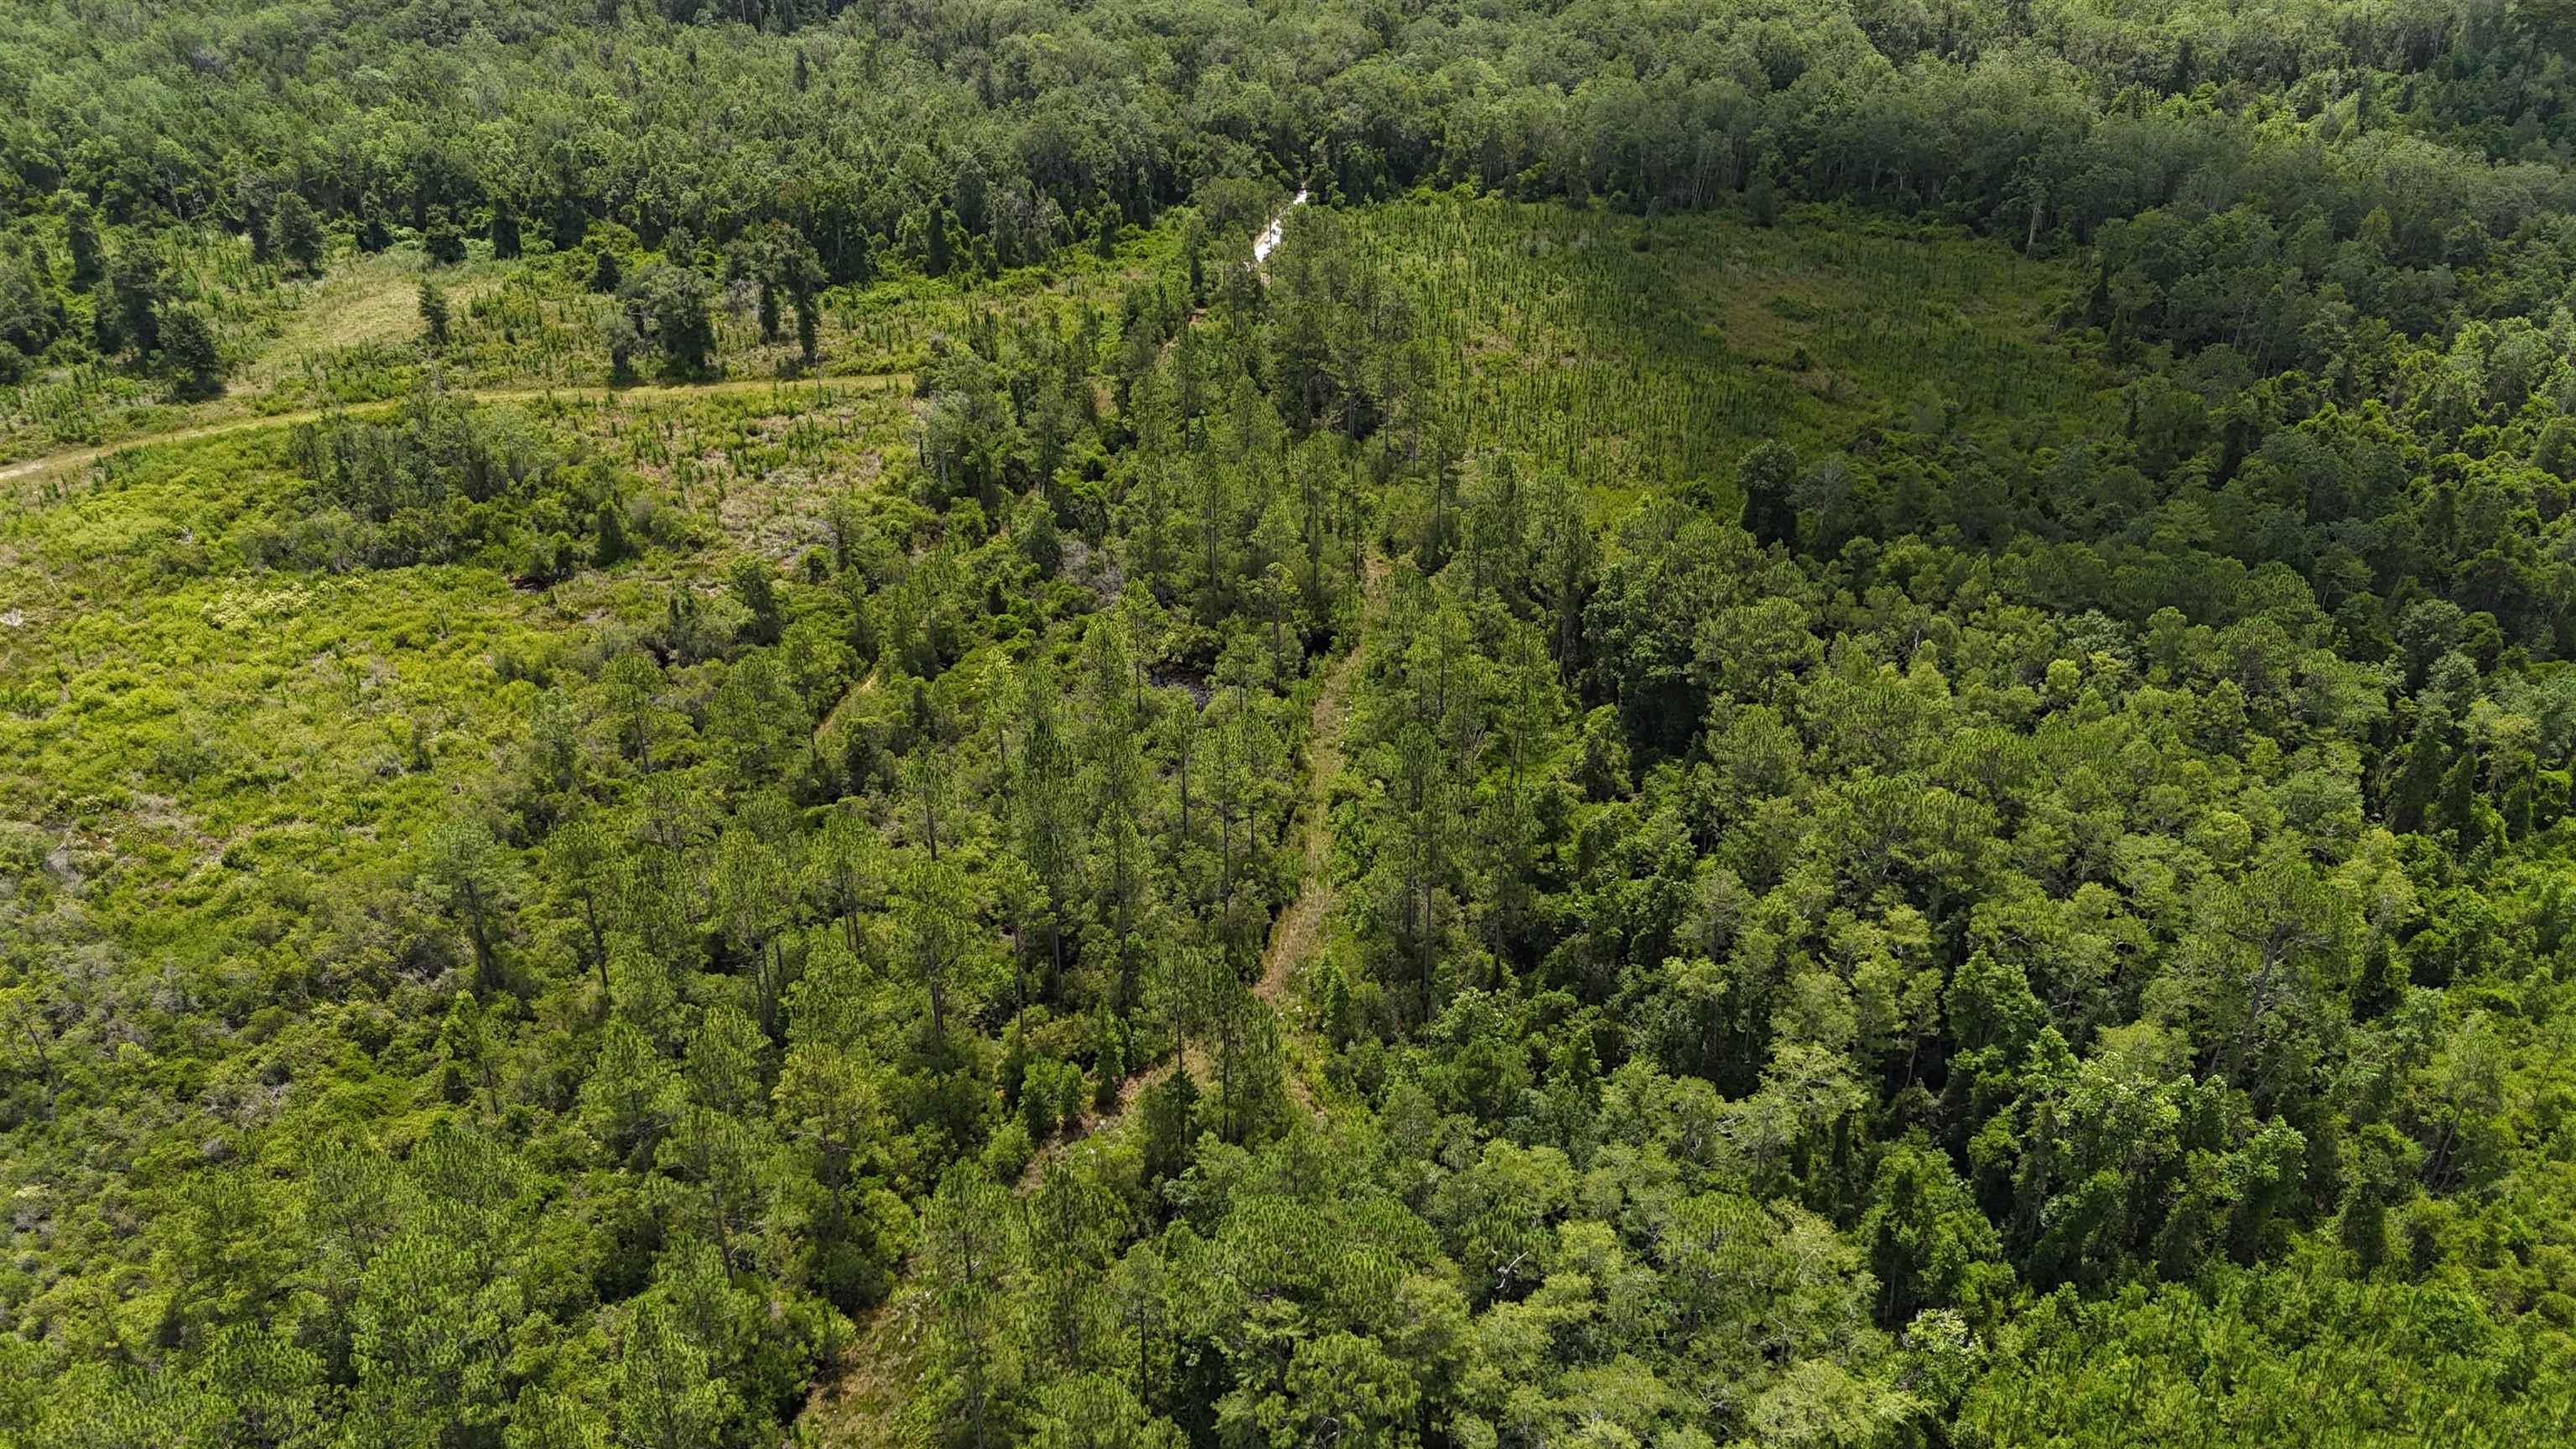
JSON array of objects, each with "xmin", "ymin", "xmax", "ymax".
[
  {"xmin": 418, "ymin": 279, "xmax": 450, "ymax": 348},
  {"xmin": 14, "ymin": 3, "xmax": 2576, "ymax": 1445},
  {"xmin": 105, "ymin": 245, "xmax": 162, "ymax": 354},
  {"xmin": 627, "ymin": 263, "xmax": 715, "ymax": 377},
  {"xmin": 272, "ymin": 192, "xmax": 325, "ymax": 275},
  {"xmin": 159, "ymin": 303, "xmax": 222, "ymax": 397},
  {"xmin": 423, "ymin": 218, "xmax": 467, "ymax": 267},
  {"xmin": 63, "ymin": 196, "xmax": 101, "ymax": 288}
]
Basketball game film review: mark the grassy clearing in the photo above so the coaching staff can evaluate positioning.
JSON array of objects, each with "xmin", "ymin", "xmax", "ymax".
[
  {"xmin": 1357, "ymin": 194, "xmax": 2106, "ymax": 507},
  {"xmin": 0, "ymin": 371, "xmax": 927, "ymax": 999},
  {"xmin": 0, "ymin": 220, "xmax": 1176, "ymax": 466},
  {"xmin": 0, "ymin": 207, "xmax": 1164, "ymax": 950},
  {"xmin": 3, "ymin": 565, "xmax": 548, "ymax": 932}
]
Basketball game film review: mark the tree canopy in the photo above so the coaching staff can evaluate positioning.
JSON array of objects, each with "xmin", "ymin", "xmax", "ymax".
[{"xmin": 7, "ymin": 1, "xmax": 2576, "ymax": 1446}]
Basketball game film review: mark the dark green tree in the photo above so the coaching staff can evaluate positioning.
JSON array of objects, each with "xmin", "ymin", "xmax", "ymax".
[
  {"xmin": 926, "ymin": 200, "xmax": 953, "ymax": 278},
  {"xmin": 106, "ymin": 247, "xmax": 165, "ymax": 354},
  {"xmin": 424, "ymin": 216, "xmax": 467, "ymax": 266},
  {"xmin": 645, "ymin": 264, "xmax": 716, "ymax": 375},
  {"xmin": 160, "ymin": 304, "xmax": 223, "ymax": 395},
  {"xmin": 273, "ymin": 191, "xmax": 325, "ymax": 274},
  {"xmin": 418, "ymin": 279, "xmax": 450, "ymax": 346},
  {"xmin": 64, "ymin": 197, "xmax": 102, "ymax": 289}
]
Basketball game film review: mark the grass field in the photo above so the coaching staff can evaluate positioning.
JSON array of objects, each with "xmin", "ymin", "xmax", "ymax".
[
  {"xmin": 1355, "ymin": 194, "xmax": 2103, "ymax": 506},
  {"xmin": 0, "ymin": 375, "xmax": 923, "ymax": 1015},
  {"xmin": 0, "ymin": 209, "xmax": 1150, "ymax": 939}
]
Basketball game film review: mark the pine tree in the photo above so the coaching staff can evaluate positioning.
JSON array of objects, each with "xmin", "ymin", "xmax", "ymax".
[
  {"xmin": 489, "ymin": 199, "xmax": 522, "ymax": 259},
  {"xmin": 926, "ymin": 201, "xmax": 953, "ymax": 278},
  {"xmin": 614, "ymin": 1301, "xmax": 729, "ymax": 1449},
  {"xmin": 1747, "ymin": 158, "xmax": 1781, "ymax": 229},
  {"xmin": 753, "ymin": 233, "xmax": 782, "ymax": 342},
  {"xmin": 423, "ymin": 216, "xmax": 467, "ymax": 266},
  {"xmin": 795, "ymin": 286, "xmax": 821, "ymax": 367},
  {"xmin": 547, "ymin": 813, "xmax": 625, "ymax": 996},
  {"xmin": 64, "ymin": 197, "xmax": 101, "ymax": 289},
  {"xmin": 417, "ymin": 279, "xmax": 450, "ymax": 346},
  {"xmin": 1137, "ymin": 1067, "xmax": 1199, "ymax": 1186},
  {"xmin": 922, "ymin": 1165, "xmax": 1020, "ymax": 1449},
  {"xmin": 1012, "ymin": 664, "xmax": 1082, "ymax": 984},
  {"xmin": 594, "ymin": 497, "xmax": 631, "ymax": 566},
  {"xmin": 247, "ymin": 195, "xmax": 276, "ymax": 265},
  {"xmin": 1738, "ymin": 438, "xmax": 1800, "ymax": 543},
  {"xmin": 273, "ymin": 191, "xmax": 325, "ymax": 273},
  {"xmin": 900, "ymin": 859, "xmax": 972, "ymax": 1036},
  {"xmin": 650, "ymin": 265, "xmax": 715, "ymax": 374},
  {"xmin": 423, "ymin": 816, "xmax": 512, "ymax": 995},
  {"xmin": 604, "ymin": 309, "xmax": 643, "ymax": 382},
  {"xmin": 783, "ymin": 230, "xmax": 825, "ymax": 366},
  {"xmin": 161, "ymin": 304, "xmax": 223, "ymax": 396},
  {"xmin": 106, "ymin": 247, "xmax": 164, "ymax": 354}
]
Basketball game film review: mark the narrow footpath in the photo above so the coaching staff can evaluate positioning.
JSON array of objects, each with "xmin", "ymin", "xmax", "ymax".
[{"xmin": 0, "ymin": 374, "xmax": 903, "ymax": 487}]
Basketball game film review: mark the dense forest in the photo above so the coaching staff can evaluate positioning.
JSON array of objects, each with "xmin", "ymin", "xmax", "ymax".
[{"xmin": 8, "ymin": 0, "xmax": 2576, "ymax": 1445}]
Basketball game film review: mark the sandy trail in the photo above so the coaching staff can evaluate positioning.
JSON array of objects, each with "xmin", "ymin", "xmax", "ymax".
[{"xmin": 0, "ymin": 374, "xmax": 903, "ymax": 486}]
